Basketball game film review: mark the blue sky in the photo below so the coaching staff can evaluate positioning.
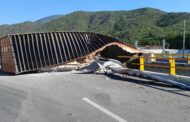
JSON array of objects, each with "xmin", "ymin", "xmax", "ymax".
[{"xmin": 0, "ymin": 0, "xmax": 189, "ymax": 24}]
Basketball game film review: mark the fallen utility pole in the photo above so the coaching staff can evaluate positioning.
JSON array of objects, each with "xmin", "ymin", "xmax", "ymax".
[
  {"xmin": 109, "ymin": 67, "xmax": 190, "ymax": 91},
  {"xmin": 88, "ymin": 59, "xmax": 190, "ymax": 91}
]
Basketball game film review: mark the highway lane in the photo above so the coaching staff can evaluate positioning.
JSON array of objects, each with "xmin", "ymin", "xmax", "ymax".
[{"xmin": 0, "ymin": 71, "xmax": 189, "ymax": 122}]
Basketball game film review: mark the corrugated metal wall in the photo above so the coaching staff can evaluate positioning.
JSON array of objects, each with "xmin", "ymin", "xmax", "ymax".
[{"xmin": 0, "ymin": 32, "xmax": 139, "ymax": 74}]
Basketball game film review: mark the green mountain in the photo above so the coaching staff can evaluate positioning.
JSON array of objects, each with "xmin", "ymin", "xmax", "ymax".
[
  {"xmin": 0, "ymin": 8, "xmax": 189, "ymax": 49},
  {"xmin": 36, "ymin": 15, "xmax": 63, "ymax": 24}
]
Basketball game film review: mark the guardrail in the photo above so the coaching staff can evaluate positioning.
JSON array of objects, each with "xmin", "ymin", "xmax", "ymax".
[{"xmin": 118, "ymin": 53, "xmax": 190, "ymax": 76}]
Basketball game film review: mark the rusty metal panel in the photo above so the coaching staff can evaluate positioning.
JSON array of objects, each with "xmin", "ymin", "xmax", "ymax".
[
  {"xmin": 0, "ymin": 36, "xmax": 17, "ymax": 74},
  {"xmin": 0, "ymin": 32, "xmax": 141, "ymax": 74}
]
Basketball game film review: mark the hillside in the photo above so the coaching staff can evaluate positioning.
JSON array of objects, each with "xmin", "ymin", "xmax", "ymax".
[
  {"xmin": 36, "ymin": 15, "xmax": 63, "ymax": 24},
  {"xmin": 0, "ymin": 8, "xmax": 190, "ymax": 49}
]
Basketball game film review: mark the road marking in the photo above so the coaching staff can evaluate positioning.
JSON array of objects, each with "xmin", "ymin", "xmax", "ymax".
[{"xmin": 83, "ymin": 97, "xmax": 128, "ymax": 122}]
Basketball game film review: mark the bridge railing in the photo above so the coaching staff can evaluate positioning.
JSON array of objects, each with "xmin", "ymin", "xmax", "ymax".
[{"xmin": 118, "ymin": 53, "xmax": 190, "ymax": 76}]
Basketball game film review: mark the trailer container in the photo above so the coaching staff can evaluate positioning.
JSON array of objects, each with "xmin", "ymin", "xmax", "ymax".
[{"xmin": 0, "ymin": 32, "xmax": 140, "ymax": 74}]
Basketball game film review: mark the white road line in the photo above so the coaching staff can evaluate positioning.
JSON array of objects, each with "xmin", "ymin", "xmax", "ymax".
[{"xmin": 83, "ymin": 97, "xmax": 128, "ymax": 122}]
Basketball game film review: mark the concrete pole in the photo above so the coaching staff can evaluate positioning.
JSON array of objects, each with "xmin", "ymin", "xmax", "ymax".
[
  {"xmin": 183, "ymin": 20, "xmax": 186, "ymax": 57},
  {"xmin": 135, "ymin": 41, "xmax": 138, "ymax": 48},
  {"xmin": 162, "ymin": 39, "xmax": 166, "ymax": 54}
]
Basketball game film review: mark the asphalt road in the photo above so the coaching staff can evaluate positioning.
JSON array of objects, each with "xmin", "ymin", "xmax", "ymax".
[{"xmin": 0, "ymin": 71, "xmax": 190, "ymax": 122}]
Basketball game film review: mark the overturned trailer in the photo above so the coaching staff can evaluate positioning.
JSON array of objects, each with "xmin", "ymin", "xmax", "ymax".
[{"xmin": 0, "ymin": 32, "xmax": 141, "ymax": 74}]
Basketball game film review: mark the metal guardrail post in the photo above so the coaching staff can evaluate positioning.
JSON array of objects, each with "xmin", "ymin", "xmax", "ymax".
[
  {"xmin": 169, "ymin": 55, "xmax": 176, "ymax": 75},
  {"xmin": 169, "ymin": 54, "xmax": 172, "ymax": 64},
  {"xmin": 140, "ymin": 56, "xmax": 144, "ymax": 71}
]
